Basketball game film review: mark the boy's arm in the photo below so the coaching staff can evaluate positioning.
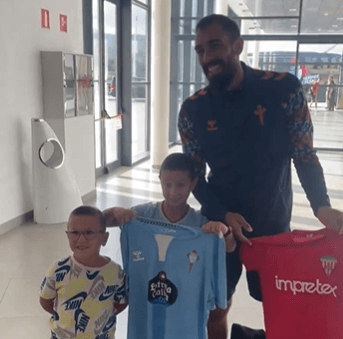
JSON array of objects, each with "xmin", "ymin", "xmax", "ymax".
[
  {"xmin": 103, "ymin": 207, "xmax": 137, "ymax": 227},
  {"xmin": 202, "ymin": 221, "xmax": 237, "ymax": 253},
  {"xmin": 39, "ymin": 296, "xmax": 55, "ymax": 315},
  {"xmin": 113, "ymin": 302, "xmax": 127, "ymax": 315}
]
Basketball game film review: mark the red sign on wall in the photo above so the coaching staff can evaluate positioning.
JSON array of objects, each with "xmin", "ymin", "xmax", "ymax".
[
  {"xmin": 41, "ymin": 9, "xmax": 50, "ymax": 29},
  {"xmin": 60, "ymin": 14, "xmax": 67, "ymax": 33}
]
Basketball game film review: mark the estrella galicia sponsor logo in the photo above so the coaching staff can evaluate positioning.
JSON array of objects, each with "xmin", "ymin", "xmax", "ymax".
[
  {"xmin": 99, "ymin": 285, "xmax": 119, "ymax": 301},
  {"xmin": 275, "ymin": 276, "xmax": 338, "ymax": 298},
  {"xmin": 87, "ymin": 270, "xmax": 100, "ymax": 280},
  {"xmin": 148, "ymin": 271, "xmax": 178, "ymax": 307},
  {"xmin": 63, "ymin": 292, "xmax": 87, "ymax": 310},
  {"xmin": 74, "ymin": 309, "xmax": 90, "ymax": 334},
  {"xmin": 55, "ymin": 265, "xmax": 71, "ymax": 282},
  {"xmin": 132, "ymin": 250, "xmax": 145, "ymax": 262}
]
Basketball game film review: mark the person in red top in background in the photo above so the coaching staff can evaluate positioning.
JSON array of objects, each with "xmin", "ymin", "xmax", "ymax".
[{"xmin": 309, "ymin": 78, "xmax": 320, "ymax": 109}]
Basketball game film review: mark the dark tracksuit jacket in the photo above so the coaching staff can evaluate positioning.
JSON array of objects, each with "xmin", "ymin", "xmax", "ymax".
[{"xmin": 178, "ymin": 63, "xmax": 330, "ymax": 238}]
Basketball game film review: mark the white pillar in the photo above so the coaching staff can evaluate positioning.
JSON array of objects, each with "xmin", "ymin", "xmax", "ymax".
[
  {"xmin": 252, "ymin": 27, "xmax": 260, "ymax": 69},
  {"xmin": 240, "ymin": 19, "xmax": 249, "ymax": 64},
  {"xmin": 151, "ymin": 0, "xmax": 171, "ymax": 168},
  {"xmin": 214, "ymin": 0, "xmax": 228, "ymax": 15}
]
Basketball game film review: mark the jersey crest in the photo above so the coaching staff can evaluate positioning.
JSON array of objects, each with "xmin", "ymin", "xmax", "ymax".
[
  {"xmin": 320, "ymin": 256, "xmax": 338, "ymax": 276},
  {"xmin": 186, "ymin": 250, "xmax": 200, "ymax": 272}
]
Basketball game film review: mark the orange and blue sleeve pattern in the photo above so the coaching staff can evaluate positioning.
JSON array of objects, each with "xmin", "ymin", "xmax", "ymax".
[
  {"xmin": 286, "ymin": 83, "xmax": 330, "ymax": 213},
  {"xmin": 178, "ymin": 104, "xmax": 227, "ymax": 221},
  {"xmin": 178, "ymin": 106, "xmax": 206, "ymax": 177}
]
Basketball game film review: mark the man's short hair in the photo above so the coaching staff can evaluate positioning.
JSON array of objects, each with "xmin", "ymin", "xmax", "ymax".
[
  {"xmin": 196, "ymin": 14, "xmax": 240, "ymax": 42},
  {"xmin": 160, "ymin": 153, "xmax": 197, "ymax": 180},
  {"xmin": 70, "ymin": 205, "xmax": 106, "ymax": 231}
]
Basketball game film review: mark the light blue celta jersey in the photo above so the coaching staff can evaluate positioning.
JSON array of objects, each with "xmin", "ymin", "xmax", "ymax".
[{"xmin": 120, "ymin": 216, "xmax": 227, "ymax": 339}]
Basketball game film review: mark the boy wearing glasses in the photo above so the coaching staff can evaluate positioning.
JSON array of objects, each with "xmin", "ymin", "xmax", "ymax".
[{"xmin": 39, "ymin": 206, "xmax": 127, "ymax": 339}]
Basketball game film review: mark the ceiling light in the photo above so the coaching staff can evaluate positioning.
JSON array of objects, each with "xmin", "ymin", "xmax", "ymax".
[
  {"xmin": 324, "ymin": 12, "xmax": 329, "ymax": 16},
  {"xmin": 291, "ymin": 25, "xmax": 297, "ymax": 28},
  {"xmin": 289, "ymin": 9, "xmax": 297, "ymax": 12},
  {"xmin": 318, "ymin": 28, "xmax": 321, "ymax": 31},
  {"xmin": 332, "ymin": 25, "xmax": 338, "ymax": 27},
  {"xmin": 337, "ymin": 18, "xmax": 343, "ymax": 20}
]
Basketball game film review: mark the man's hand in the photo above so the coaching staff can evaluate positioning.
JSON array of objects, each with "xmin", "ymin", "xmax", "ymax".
[
  {"xmin": 316, "ymin": 206, "xmax": 343, "ymax": 235},
  {"xmin": 224, "ymin": 212, "xmax": 253, "ymax": 246}
]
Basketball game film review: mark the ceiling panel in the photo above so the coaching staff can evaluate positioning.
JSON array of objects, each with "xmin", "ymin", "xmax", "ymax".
[{"xmin": 229, "ymin": 0, "xmax": 343, "ymax": 34}]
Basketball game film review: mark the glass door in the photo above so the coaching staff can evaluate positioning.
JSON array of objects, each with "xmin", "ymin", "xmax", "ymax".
[
  {"xmin": 94, "ymin": 0, "xmax": 121, "ymax": 176},
  {"xmin": 298, "ymin": 43, "xmax": 343, "ymax": 151},
  {"xmin": 131, "ymin": 1, "xmax": 150, "ymax": 163}
]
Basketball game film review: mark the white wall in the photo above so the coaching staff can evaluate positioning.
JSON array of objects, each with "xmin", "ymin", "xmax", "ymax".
[{"xmin": 0, "ymin": 0, "xmax": 89, "ymax": 226}]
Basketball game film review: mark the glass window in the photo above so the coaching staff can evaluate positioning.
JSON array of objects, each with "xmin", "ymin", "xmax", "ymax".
[
  {"xmin": 298, "ymin": 44, "xmax": 343, "ymax": 150},
  {"xmin": 105, "ymin": 118, "xmax": 118, "ymax": 163},
  {"xmin": 178, "ymin": 41, "xmax": 184, "ymax": 81},
  {"xmin": 170, "ymin": 0, "xmax": 215, "ymax": 144},
  {"xmin": 132, "ymin": 85, "xmax": 148, "ymax": 160},
  {"xmin": 95, "ymin": 120, "xmax": 101, "ymax": 168},
  {"xmin": 180, "ymin": 0, "xmax": 185, "ymax": 17},
  {"xmin": 247, "ymin": 40, "xmax": 297, "ymax": 73},
  {"xmin": 192, "ymin": 0, "xmax": 198, "ymax": 17},
  {"xmin": 135, "ymin": 0, "xmax": 148, "ymax": 5},
  {"xmin": 301, "ymin": 0, "xmax": 343, "ymax": 34},
  {"xmin": 179, "ymin": 19, "xmax": 197, "ymax": 34},
  {"xmin": 92, "ymin": 0, "xmax": 101, "ymax": 121},
  {"xmin": 132, "ymin": 5, "xmax": 148, "ymax": 82},
  {"xmin": 104, "ymin": 1, "xmax": 118, "ymax": 117},
  {"xmin": 132, "ymin": 4, "xmax": 149, "ymax": 161},
  {"xmin": 241, "ymin": 19, "xmax": 298, "ymax": 35},
  {"xmin": 236, "ymin": 0, "xmax": 300, "ymax": 17}
]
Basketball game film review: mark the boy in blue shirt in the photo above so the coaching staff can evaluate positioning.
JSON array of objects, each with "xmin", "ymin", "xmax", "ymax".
[
  {"xmin": 104, "ymin": 152, "xmax": 236, "ymax": 251},
  {"xmin": 104, "ymin": 153, "xmax": 236, "ymax": 338}
]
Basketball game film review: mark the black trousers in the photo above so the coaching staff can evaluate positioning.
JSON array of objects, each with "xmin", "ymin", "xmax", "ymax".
[{"xmin": 230, "ymin": 324, "xmax": 266, "ymax": 339}]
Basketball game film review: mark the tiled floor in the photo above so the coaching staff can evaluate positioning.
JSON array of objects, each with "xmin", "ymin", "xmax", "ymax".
[{"xmin": 0, "ymin": 106, "xmax": 342, "ymax": 339}]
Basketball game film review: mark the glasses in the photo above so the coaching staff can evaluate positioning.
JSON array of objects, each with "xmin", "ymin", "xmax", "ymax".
[{"xmin": 65, "ymin": 230, "xmax": 105, "ymax": 240}]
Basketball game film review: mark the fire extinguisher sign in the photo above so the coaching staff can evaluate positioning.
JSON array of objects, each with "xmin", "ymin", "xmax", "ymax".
[
  {"xmin": 60, "ymin": 14, "xmax": 67, "ymax": 33},
  {"xmin": 41, "ymin": 9, "xmax": 50, "ymax": 29}
]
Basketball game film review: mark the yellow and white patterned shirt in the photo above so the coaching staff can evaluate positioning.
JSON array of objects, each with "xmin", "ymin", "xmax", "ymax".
[{"xmin": 40, "ymin": 255, "xmax": 126, "ymax": 339}]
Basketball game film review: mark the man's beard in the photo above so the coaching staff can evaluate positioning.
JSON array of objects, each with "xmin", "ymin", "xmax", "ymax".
[{"xmin": 204, "ymin": 60, "xmax": 236, "ymax": 95}]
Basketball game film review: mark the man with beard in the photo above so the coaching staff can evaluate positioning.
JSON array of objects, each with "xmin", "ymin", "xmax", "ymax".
[{"xmin": 178, "ymin": 14, "xmax": 343, "ymax": 339}]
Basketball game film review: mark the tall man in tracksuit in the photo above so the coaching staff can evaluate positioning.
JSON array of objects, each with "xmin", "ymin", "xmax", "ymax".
[{"xmin": 178, "ymin": 14, "xmax": 343, "ymax": 339}]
